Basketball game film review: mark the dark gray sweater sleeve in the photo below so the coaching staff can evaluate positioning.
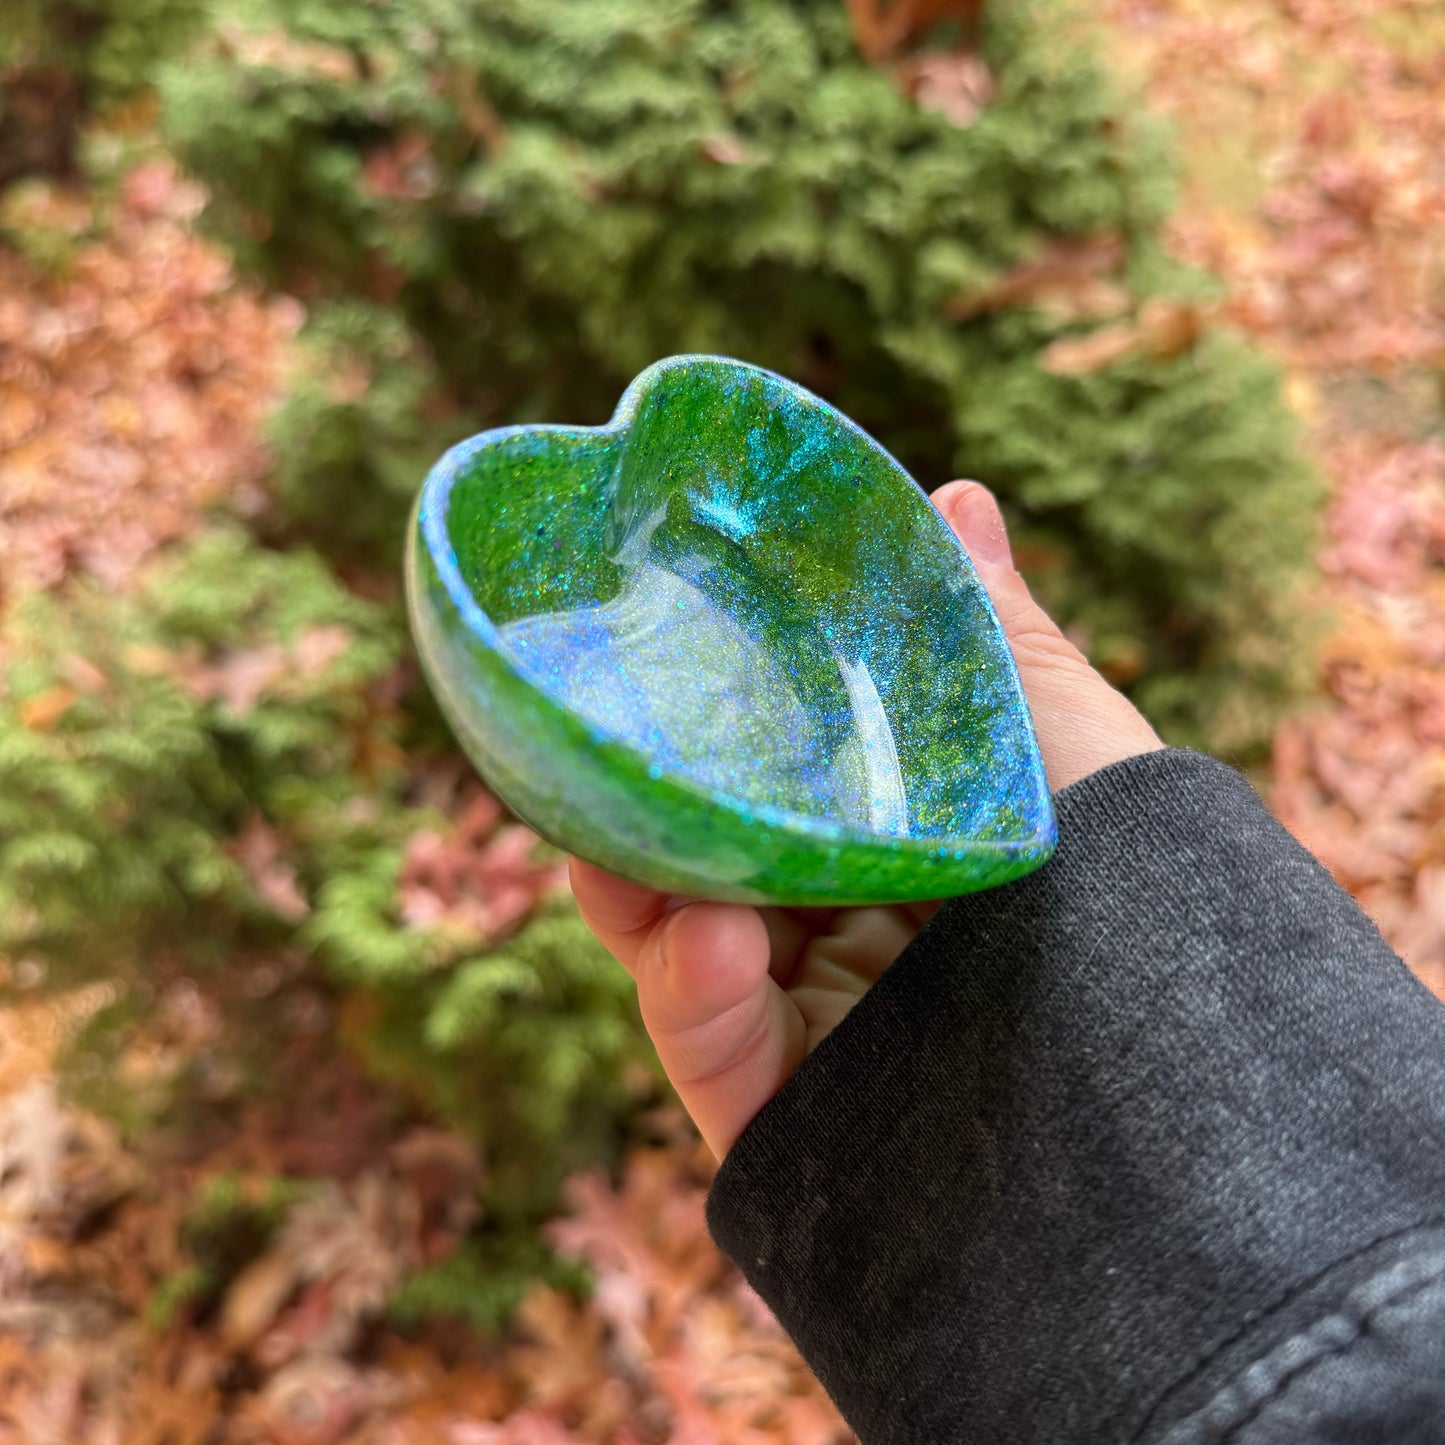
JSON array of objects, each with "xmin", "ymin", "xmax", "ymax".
[{"xmin": 706, "ymin": 749, "xmax": 1445, "ymax": 1444}]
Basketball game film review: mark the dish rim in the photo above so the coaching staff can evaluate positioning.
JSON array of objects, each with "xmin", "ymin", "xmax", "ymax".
[{"xmin": 413, "ymin": 353, "xmax": 1053, "ymax": 859}]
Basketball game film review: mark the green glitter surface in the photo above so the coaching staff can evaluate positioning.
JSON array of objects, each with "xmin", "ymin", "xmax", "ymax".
[{"xmin": 407, "ymin": 356, "xmax": 1055, "ymax": 905}]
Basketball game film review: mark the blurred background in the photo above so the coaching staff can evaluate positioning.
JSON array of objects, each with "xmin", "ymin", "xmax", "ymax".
[{"xmin": 0, "ymin": 0, "xmax": 1441, "ymax": 1440}]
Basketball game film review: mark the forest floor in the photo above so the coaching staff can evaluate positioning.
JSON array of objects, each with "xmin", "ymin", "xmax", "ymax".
[
  {"xmin": 1, "ymin": 1, "xmax": 1442, "ymax": 1441},
  {"xmin": 1104, "ymin": 0, "xmax": 1445, "ymax": 995}
]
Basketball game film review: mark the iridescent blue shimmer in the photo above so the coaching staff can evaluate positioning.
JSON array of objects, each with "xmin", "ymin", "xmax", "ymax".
[{"xmin": 407, "ymin": 355, "xmax": 1056, "ymax": 905}]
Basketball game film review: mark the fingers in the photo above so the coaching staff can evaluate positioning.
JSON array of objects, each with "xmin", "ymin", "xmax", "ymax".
[
  {"xmin": 571, "ymin": 863, "xmax": 806, "ymax": 1157},
  {"xmin": 796, "ymin": 905, "xmax": 931, "ymax": 987},
  {"xmin": 933, "ymin": 481, "xmax": 1163, "ymax": 792}
]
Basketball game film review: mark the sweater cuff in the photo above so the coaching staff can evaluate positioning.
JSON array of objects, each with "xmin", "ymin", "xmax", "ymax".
[{"xmin": 706, "ymin": 749, "xmax": 1445, "ymax": 1444}]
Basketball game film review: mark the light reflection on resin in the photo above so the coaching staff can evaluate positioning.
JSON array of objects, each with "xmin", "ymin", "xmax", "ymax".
[{"xmin": 497, "ymin": 527, "xmax": 911, "ymax": 837}]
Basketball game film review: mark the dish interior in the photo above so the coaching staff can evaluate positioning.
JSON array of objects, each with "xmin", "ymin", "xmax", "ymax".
[{"xmin": 441, "ymin": 361, "xmax": 1045, "ymax": 847}]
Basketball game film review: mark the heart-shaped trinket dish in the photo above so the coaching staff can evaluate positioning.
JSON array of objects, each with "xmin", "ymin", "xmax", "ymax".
[{"xmin": 407, "ymin": 355, "xmax": 1055, "ymax": 905}]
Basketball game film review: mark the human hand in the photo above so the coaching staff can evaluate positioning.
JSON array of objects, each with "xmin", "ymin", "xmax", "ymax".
[{"xmin": 571, "ymin": 482, "xmax": 1162, "ymax": 1158}]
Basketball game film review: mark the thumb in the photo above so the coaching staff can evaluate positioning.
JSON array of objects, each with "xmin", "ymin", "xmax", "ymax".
[
  {"xmin": 932, "ymin": 480, "xmax": 1162, "ymax": 792},
  {"xmin": 636, "ymin": 901, "xmax": 805, "ymax": 1158},
  {"xmin": 568, "ymin": 861, "xmax": 804, "ymax": 1159}
]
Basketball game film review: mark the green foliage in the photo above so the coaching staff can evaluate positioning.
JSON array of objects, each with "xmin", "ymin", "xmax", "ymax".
[
  {"xmin": 264, "ymin": 301, "xmax": 460, "ymax": 556},
  {"xmin": 389, "ymin": 1232, "xmax": 592, "ymax": 1336},
  {"xmin": 182, "ymin": 1170, "xmax": 313, "ymax": 1276},
  {"xmin": 0, "ymin": 0, "xmax": 204, "ymax": 101},
  {"xmin": 145, "ymin": 1172, "xmax": 314, "ymax": 1329},
  {"xmin": 0, "ymin": 527, "xmax": 398, "ymax": 967},
  {"xmin": 160, "ymin": 0, "xmax": 1320, "ymax": 752},
  {"xmin": 0, "ymin": 180, "xmax": 93, "ymax": 274},
  {"xmin": 0, "ymin": 0, "xmax": 204, "ymax": 185},
  {"xmin": 348, "ymin": 901, "xmax": 658, "ymax": 1224},
  {"xmin": 1, "ymin": 527, "xmax": 654, "ymax": 1250},
  {"xmin": 146, "ymin": 1263, "xmax": 214, "ymax": 1331}
]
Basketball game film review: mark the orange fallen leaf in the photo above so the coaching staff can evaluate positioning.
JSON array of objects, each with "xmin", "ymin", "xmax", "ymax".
[
  {"xmin": 230, "ymin": 812, "xmax": 310, "ymax": 922},
  {"xmin": 846, "ymin": 0, "xmax": 984, "ymax": 62},
  {"xmin": 1040, "ymin": 299, "xmax": 1206, "ymax": 375},
  {"xmin": 899, "ymin": 51, "xmax": 994, "ymax": 128},
  {"xmin": 700, "ymin": 135, "xmax": 751, "ymax": 165},
  {"xmin": 944, "ymin": 234, "xmax": 1127, "ymax": 322},
  {"xmin": 17, "ymin": 684, "xmax": 77, "ymax": 731},
  {"xmin": 221, "ymin": 1249, "xmax": 304, "ymax": 1350}
]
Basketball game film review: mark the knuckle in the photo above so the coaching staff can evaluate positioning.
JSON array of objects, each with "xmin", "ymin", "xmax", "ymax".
[
  {"xmin": 658, "ymin": 998, "xmax": 771, "ymax": 1089},
  {"xmin": 1008, "ymin": 623, "xmax": 1091, "ymax": 673}
]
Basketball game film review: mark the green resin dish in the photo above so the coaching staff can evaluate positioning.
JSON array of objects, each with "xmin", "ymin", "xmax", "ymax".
[{"xmin": 407, "ymin": 355, "xmax": 1055, "ymax": 905}]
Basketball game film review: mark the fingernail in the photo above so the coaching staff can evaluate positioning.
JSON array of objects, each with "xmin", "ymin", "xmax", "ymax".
[{"xmin": 950, "ymin": 482, "xmax": 1014, "ymax": 568}]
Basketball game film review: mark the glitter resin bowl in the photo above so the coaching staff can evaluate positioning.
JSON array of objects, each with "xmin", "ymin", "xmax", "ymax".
[{"xmin": 407, "ymin": 355, "xmax": 1055, "ymax": 905}]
